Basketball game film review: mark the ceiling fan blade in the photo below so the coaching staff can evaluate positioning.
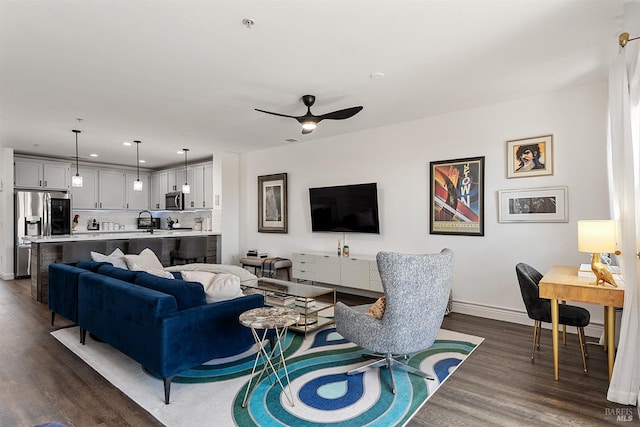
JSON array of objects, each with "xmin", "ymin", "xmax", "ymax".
[
  {"xmin": 317, "ymin": 106, "xmax": 363, "ymax": 121},
  {"xmin": 255, "ymin": 108, "xmax": 298, "ymax": 119}
]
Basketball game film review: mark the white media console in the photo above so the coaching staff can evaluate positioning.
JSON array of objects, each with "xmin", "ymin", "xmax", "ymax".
[{"xmin": 292, "ymin": 252, "xmax": 383, "ymax": 294}]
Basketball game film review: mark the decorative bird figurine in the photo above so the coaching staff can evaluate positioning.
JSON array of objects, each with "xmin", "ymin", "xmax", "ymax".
[{"xmin": 591, "ymin": 257, "xmax": 617, "ymax": 287}]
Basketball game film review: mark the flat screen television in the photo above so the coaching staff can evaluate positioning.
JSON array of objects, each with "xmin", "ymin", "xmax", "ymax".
[{"xmin": 309, "ymin": 183, "xmax": 380, "ymax": 233}]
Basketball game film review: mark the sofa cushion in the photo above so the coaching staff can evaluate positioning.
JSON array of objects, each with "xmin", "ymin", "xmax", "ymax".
[
  {"xmin": 134, "ymin": 272, "xmax": 206, "ymax": 310},
  {"xmin": 91, "ymin": 248, "xmax": 128, "ymax": 269},
  {"xmin": 181, "ymin": 271, "xmax": 244, "ymax": 303},
  {"xmin": 127, "ymin": 261, "xmax": 175, "ymax": 279},
  {"xmin": 124, "ymin": 248, "xmax": 164, "ymax": 271},
  {"xmin": 97, "ymin": 264, "xmax": 139, "ymax": 283},
  {"xmin": 76, "ymin": 259, "xmax": 112, "ymax": 272}
]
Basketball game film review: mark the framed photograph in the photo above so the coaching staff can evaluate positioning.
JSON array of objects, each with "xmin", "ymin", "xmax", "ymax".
[
  {"xmin": 430, "ymin": 156, "xmax": 485, "ymax": 236},
  {"xmin": 258, "ymin": 173, "xmax": 288, "ymax": 233},
  {"xmin": 498, "ymin": 186, "xmax": 568, "ymax": 223},
  {"xmin": 506, "ymin": 134, "xmax": 553, "ymax": 178}
]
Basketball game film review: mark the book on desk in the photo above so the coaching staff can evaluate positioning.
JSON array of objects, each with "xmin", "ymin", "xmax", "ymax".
[{"xmin": 577, "ymin": 263, "xmax": 623, "ymax": 280}]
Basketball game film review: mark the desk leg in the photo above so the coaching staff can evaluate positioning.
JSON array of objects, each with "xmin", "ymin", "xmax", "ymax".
[
  {"xmin": 606, "ymin": 306, "xmax": 615, "ymax": 381},
  {"xmin": 551, "ymin": 298, "xmax": 559, "ymax": 380},
  {"xmin": 603, "ymin": 307, "xmax": 608, "ymax": 352}
]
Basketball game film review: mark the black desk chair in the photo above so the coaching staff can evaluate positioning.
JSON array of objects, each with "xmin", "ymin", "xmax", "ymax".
[
  {"xmin": 170, "ymin": 236, "xmax": 207, "ymax": 266},
  {"xmin": 516, "ymin": 262, "xmax": 590, "ymax": 373}
]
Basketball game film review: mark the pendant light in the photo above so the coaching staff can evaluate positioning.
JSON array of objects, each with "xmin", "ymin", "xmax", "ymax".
[
  {"xmin": 133, "ymin": 140, "xmax": 143, "ymax": 191},
  {"xmin": 182, "ymin": 148, "xmax": 191, "ymax": 194},
  {"xmin": 71, "ymin": 129, "xmax": 83, "ymax": 187}
]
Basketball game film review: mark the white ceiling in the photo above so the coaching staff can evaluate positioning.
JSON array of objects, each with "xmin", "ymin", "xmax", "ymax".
[{"xmin": 0, "ymin": 0, "xmax": 629, "ymax": 169}]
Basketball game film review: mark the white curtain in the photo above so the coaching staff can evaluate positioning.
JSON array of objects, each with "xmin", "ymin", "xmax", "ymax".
[{"xmin": 606, "ymin": 3, "xmax": 640, "ymax": 406}]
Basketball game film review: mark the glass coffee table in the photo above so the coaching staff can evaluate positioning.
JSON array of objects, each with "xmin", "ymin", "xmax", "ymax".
[{"xmin": 240, "ymin": 277, "xmax": 336, "ymax": 336}]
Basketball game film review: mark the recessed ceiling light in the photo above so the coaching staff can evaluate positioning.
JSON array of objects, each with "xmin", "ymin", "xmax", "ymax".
[
  {"xmin": 370, "ymin": 72, "xmax": 385, "ymax": 80},
  {"xmin": 139, "ymin": 159, "xmax": 146, "ymax": 163},
  {"xmin": 89, "ymin": 153, "xmax": 99, "ymax": 157},
  {"xmin": 122, "ymin": 141, "xmax": 132, "ymax": 146},
  {"xmin": 177, "ymin": 150, "xmax": 184, "ymax": 154}
]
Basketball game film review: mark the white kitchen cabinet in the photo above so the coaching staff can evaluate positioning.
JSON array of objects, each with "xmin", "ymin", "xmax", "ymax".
[
  {"xmin": 70, "ymin": 167, "xmax": 99, "ymax": 209},
  {"xmin": 125, "ymin": 173, "xmax": 150, "ymax": 210},
  {"xmin": 182, "ymin": 168, "xmax": 196, "ymax": 209},
  {"xmin": 191, "ymin": 165, "xmax": 205, "ymax": 209},
  {"xmin": 150, "ymin": 171, "xmax": 168, "ymax": 210},
  {"xmin": 204, "ymin": 162, "xmax": 214, "ymax": 208},
  {"xmin": 98, "ymin": 170, "xmax": 125, "ymax": 209},
  {"xmin": 15, "ymin": 158, "xmax": 70, "ymax": 190}
]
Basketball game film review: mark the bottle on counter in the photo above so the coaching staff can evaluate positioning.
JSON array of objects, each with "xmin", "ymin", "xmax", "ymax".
[
  {"xmin": 343, "ymin": 237, "xmax": 349, "ymax": 257},
  {"xmin": 338, "ymin": 240, "xmax": 342, "ymax": 256}
]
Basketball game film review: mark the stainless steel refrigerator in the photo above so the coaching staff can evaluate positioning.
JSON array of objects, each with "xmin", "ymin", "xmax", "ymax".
[{"xmin": 14, "ymin": 190, "xmax": 72, "ymax": 278}]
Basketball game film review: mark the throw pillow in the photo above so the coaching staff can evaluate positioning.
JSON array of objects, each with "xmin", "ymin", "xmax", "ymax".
[
  {"xmin": 90, "ymin": 248, "xmax": 128, "ymax": 269},
  {"xmin": 366, "ymin": 296, "xmax": 386, "ymax": 319},
  {"xmin": 124, "ymin": 248, "xmax": 164, "ymax": 271},
  {"xmin": 181, "ymin": 271, "xmax": 245, "ymax": 303},
  {"xmin": 127, "ymin": 261, "xmax": 174, "ymax": 279}
]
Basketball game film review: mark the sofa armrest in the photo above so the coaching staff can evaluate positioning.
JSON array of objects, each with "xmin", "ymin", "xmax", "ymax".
[
  {"xmin": 48, "ymin": 263, "xmax": 90, "ymax": 323},
  {"xmin": 156, "ymin": 294, "xmax": 266, "ymax": 376}
]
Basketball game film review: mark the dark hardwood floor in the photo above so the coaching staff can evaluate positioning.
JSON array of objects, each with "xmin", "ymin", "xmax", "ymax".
[{"xmin": 1, "ymin": 279, "xmax": 637, "ymax": 426}]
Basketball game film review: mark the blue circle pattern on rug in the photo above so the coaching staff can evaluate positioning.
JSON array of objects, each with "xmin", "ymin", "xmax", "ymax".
[{"xmin": 235, "ymin": 328, "xmax": 477, "ymax": 426}]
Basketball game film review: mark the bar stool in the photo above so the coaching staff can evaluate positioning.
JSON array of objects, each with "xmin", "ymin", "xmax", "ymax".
[
  {"xmin": 62, "ymin": 241, "xmax": 107, "ymax": 263},
  {"xmin": 170, "ymin": 236, "xmax": 207, "ymax": 266},
  {"xmin": 128, "ymin": 238, "xmax": 163, "ymax": 259}
]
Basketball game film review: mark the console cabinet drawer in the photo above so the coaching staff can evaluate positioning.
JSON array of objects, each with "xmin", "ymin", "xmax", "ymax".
[{"xmin": 293, "ymin": 268, "xmax": 315, "ymax": 281}]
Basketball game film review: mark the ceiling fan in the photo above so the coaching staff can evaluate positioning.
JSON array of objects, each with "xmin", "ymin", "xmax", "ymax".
[{"xmin": 255, "ymin": 95, "xmax": 363, "ymax": 134}]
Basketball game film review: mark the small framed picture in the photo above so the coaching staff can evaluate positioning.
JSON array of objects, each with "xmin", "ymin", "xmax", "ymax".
[
  {"xmin": 506, "ymin": 135, "xmax": 553, "ymax": 178},
  {"xmin": 430, "ymin": 156, "xmax": 485, "ymax": 236},
  {"xmin": 258, "ymin": 173, "xmax": 288, "ymax": 233},
  {"xmin": 497, "ymin": 186, "xmax": 568, "ymax": 223}
]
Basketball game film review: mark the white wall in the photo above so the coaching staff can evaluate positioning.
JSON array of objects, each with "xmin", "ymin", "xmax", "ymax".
[
  {"xmin": 235, "ymin": 81, "xmax": 610, "ymax": 335},
  {"xmin": 0, "ymin": 148, "xmax": 14, "ymax": 279}
]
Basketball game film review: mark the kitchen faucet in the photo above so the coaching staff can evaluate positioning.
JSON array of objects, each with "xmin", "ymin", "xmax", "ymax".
[{"xmin": 139, "ymin": 210, "xmax": 154, "ymax": 234}]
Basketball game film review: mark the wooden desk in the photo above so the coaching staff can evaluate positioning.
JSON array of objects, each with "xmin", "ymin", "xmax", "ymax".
[{"xmin": 539, "ymin": 265, "xmax": 624, "ymax": 381}]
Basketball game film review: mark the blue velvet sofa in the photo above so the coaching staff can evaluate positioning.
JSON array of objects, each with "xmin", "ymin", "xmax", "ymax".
[{"xmin": 48, "ymin": 260, "xmax": 265, "ymax": 404}]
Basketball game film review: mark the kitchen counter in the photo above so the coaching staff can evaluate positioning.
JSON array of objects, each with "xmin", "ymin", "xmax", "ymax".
[
  {"xmin": 26, "ymin": 229, "xmax": 218, "ymax": 243},
  {"xmin": 27, "ymin": 232, "xmax": 221, "ymax": 303}
]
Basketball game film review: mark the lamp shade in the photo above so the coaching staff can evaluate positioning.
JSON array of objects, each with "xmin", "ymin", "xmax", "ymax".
[{"xmin": 577, "ymin": 220, "xmax": 616, "ymax": 253}]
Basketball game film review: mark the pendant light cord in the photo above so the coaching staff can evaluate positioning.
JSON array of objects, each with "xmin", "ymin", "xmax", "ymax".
[
  {"xmin": 183, "ymin": 148, "xmax": 189, "ymax": 184},
  {"xmin": 135, "ymin": 140, "xmax": 141, "ymax": 180},
  {"xmin": 72, "ymin": 129, "xmax": 81, "ymax": 176}
]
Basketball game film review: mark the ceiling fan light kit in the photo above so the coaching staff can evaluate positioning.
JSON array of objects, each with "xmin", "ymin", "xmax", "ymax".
[{"xmin": 256, "ymin": 94, "xmax": 363, "ymax": 134}]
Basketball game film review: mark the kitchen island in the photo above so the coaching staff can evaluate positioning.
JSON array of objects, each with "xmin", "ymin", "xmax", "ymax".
[{"xmin": 27, "ymin": 230, "xmax": 221, "ymax": 303}]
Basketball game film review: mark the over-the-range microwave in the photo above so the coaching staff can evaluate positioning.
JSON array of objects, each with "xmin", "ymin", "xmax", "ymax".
[{"xmin": 165, "ymin": 192, "xmax": 184, "ymax": 210}]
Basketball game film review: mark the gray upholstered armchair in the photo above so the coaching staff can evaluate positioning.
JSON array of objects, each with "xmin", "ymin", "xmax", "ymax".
[{"xmin": 335, "ymin": 249, "xmax": 453, "ymax": 394}]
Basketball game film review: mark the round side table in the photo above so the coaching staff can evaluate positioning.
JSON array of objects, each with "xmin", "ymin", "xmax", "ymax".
[{"xmin": 239, "ymin": 306, "xmax": 300, "ymax": 408}]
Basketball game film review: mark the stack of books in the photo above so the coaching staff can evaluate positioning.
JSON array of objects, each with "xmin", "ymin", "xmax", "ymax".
[
  {"xmin": 295, "ymin": 297, "xmax": 316, "ymax": 309},
  {"xmin": 265, "ymin": 293, "xmax": 295, "ymax": 306},
  {"xmin": 246, "ymin": 249, "xmax": 268, "ymax": 258}
]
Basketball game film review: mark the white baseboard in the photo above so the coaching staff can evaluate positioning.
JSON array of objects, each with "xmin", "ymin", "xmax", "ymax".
[
  {"xmin": 0, "ymin": 271, "xmax": 15, "ymax": 280},
  {"xmin": 451, "ymin": 299, "xmax": 604, "ymax": 338}
]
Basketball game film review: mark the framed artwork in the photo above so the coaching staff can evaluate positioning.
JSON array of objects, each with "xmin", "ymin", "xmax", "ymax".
[
  {"xmin": 497, "ymin": 186, "xmax": 568, "ymax": 223},
  {"xmin": 430, "ymin": 156, "xmax": 485, "ymax": 236},
  {"xmin": 258, "ymin": 173, "xmax": 288, "ymax": 233},
  {"xmin": 506, "ymin": 134, "xmax": 553, "ymax": 178}
]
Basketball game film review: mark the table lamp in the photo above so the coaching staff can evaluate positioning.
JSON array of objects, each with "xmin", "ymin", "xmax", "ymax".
[{"xmin": 577, "ymin": 220, "xmax": 618, "ymax": 287}]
